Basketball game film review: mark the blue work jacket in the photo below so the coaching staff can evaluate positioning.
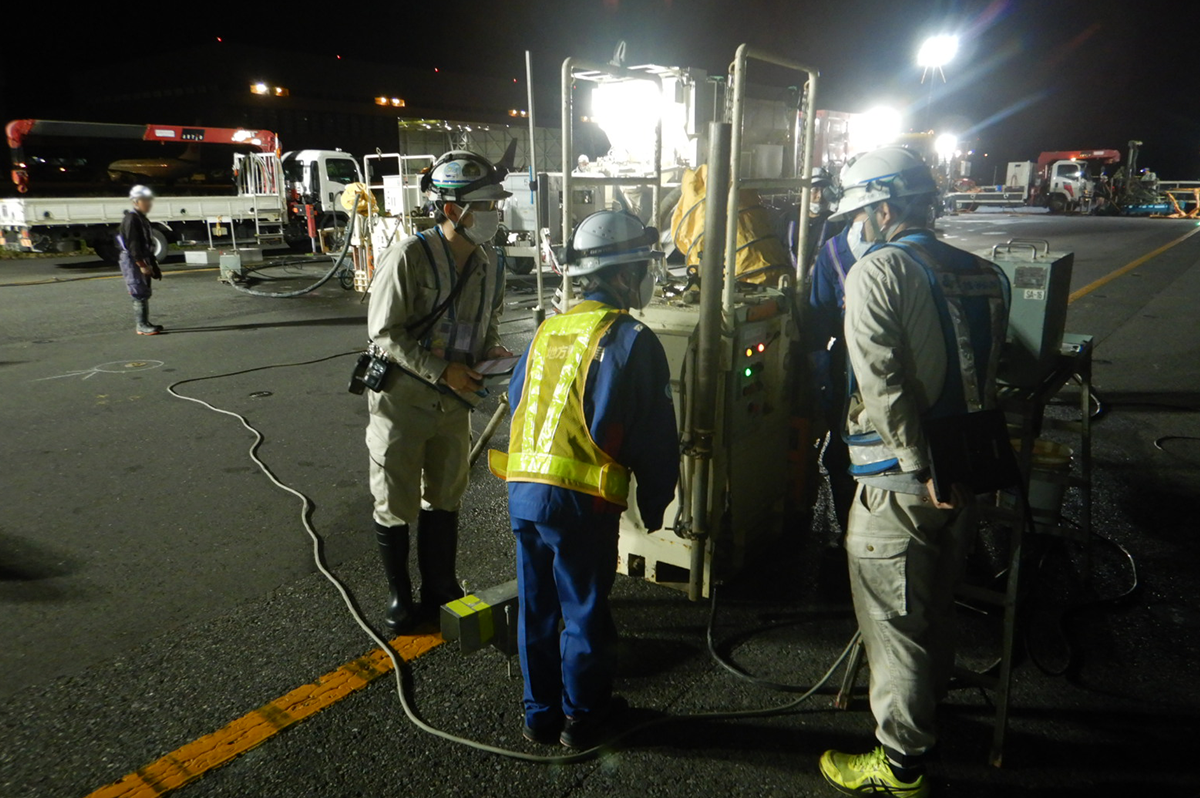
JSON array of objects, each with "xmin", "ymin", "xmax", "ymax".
[{"xmin": 506, "ymin": 289, "xmax": 680, "ymax": 530}]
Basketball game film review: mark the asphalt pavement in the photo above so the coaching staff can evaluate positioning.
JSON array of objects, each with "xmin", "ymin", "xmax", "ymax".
[{"xmin": 2, "ymin": 214, "xmax": 1199, "ymax": 797}]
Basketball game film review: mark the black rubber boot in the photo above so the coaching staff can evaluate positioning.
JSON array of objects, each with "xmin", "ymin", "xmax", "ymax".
[
  {"xmin": 417, "ymin": 509, "xmax": 465, "ymax": 609},
  {"xmin": 375, "ymin": 522, "xmax": 417, "ymax": 634},
  {"xmin": 133, "ymin": 298, "xmax": 163, "ymax": 335}
]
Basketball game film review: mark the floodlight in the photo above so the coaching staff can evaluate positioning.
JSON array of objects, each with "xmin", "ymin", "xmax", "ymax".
[
  {"xmin": 849, "ymin": 106, "xmax": 903, "ymax": 154},
  {"xmin": 935, "ymin": 133, "xmax": 959, "ymax": 163},
  {"xmin": 590, "ymin": 80, "xmax": 662, "ymax": 165},
  {"xmin": 918, "ymin": 35, "xmax": 959, "ymax": 69}
]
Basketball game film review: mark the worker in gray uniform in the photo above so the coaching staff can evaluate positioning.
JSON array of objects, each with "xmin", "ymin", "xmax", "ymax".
[
  {"xmin": 118, "ymin": 185, "xmax": 164, "ymax": 335},
  {"xmin": 818, "ymin": 146, "xmax": 1009, "ymax": 797},
  {"xmin": 365, "ymin": 151, "xmax": 513, "ymax": 634}
]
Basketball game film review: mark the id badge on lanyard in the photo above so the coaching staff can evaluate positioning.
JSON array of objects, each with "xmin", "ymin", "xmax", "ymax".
[{"xmin": 428, "ymin": 318, "xmax": 479, "ymax": 364}]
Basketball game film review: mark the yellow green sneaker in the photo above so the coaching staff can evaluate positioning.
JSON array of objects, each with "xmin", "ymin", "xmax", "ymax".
[{"xmin": 819, "ymin": 746, "xmax": 930, "ymax": 797}]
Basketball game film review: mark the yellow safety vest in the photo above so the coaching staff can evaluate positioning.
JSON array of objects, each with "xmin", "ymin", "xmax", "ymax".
[{"xmin": 488, "ymin": 301, "xmax": 631, "ymax": 507}]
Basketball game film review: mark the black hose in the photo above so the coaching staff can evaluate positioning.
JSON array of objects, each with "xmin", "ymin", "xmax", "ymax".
[
  {"xmin": 707, "ymin": 583, "xmax": 850, "ymax": 693},
  {"xmin": 227, "ymin": 220, "xmax": 353, "ymax": 299}
]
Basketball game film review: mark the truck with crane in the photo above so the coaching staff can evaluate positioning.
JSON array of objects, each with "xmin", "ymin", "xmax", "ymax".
[
  {"xmin": 946, "ymin": 149, "xmax": 1121, "ymax": 213},
  {"xmin": 1, "ymin": 119, "xmax": 361, "ymax": 261}
]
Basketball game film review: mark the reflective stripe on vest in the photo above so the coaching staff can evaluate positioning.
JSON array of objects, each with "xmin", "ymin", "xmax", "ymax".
[
  {"xmin": 413, "ymin": 228, "xmax": 498, "ymax": 359},
  {"xmin": 845, "ymin": 238, "xmax": 1009, "ymax": 477},
  {"xmin": 488, "ymin": 301, "xmax": 631, "ymax": 506}
]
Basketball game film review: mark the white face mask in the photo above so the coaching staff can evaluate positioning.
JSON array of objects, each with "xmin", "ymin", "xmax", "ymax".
[
  {"xmin": 847, "ymin": 220, "xmax": 872, "ymax": 261},
  {"xmin": 455, "ymin": 204, "xmax": 500, "ymax": 245}
]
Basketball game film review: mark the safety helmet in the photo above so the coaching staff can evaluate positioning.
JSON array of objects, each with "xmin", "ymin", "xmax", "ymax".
[
  {"xmin": 830, "ymin": 146, "xmax": 938, "ymax": 220},
  {"xmin": 810, "ymin": 166, "xmax": 832, "ymax": 188},
  {"xmin": 129, "ymin": 185, "xmax": 155, "ymax": 201},
  {"xmin": 563, "ymin": 210, "xmax": 664, "ymax": 277},
  {"xmin": 420, "ymin": 150, "xmax": 512, "ymax": 204}
]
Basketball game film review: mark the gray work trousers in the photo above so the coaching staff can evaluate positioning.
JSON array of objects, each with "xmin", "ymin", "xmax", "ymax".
[
  {"xmin": 366, "ymin": 379, "xmax": 471, "ymax": 527},
  {"xmin": 845, "ymin": 483, "xmax": 974, "ymax": 761}
]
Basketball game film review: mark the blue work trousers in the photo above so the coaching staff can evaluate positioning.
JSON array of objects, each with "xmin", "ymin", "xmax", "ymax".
[
  {"xmin": 513, "ymin": 516, "xmax": 619, "ymax": 729},
  {"xmin": 118, "ymin": 252, "xmax": 152, "ymax": 299}
]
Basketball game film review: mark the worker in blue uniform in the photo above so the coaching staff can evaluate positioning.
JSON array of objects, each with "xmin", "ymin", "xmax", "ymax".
[
  {"xmin": 490, "ymin": 210, "xmax": 680, "ymax": 750},
  {"xmin": 119, "ymin": 185, "xmax": 164, "ymax": 335},
  {"xmin": 808, "ymin": 191, "xmax": 871, "ymax": 535}
]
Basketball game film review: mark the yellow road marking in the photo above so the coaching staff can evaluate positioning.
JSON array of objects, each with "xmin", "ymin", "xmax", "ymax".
[
  {"xmin": 0, "ymin": 267, "xmax": 220, "ymax": 287},
  {"xmin": 84, "ymin": 633, "xmax": 443, "ymax": 798},
  {"xmin": 1068, "ymin": 224, "xmax": 1200, "ymax": 304}
]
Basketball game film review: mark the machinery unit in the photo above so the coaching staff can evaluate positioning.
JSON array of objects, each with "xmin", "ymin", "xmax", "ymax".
[
  {"xmin": 439, "ymin": 580, "xmax": 519, "ymax": 656},
  {"xmin": 988, "ymin": 239, "xmax": 1074, "ymax": 386},
  {"xmin": 616, "ymin": 290, "xmax": 796, "ymax": 597}
]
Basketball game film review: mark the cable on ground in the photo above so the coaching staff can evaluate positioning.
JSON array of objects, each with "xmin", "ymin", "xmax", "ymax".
[
  {"xmin": 167, "ymin": 354, "xmax": 858, "ymax": 764},
  {"xmin": 225, "ymin": 227, "xmax": 354, "ymax": 299}
]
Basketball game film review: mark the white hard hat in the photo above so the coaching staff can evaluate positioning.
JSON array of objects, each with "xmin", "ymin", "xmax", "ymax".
[
  {"xmin": 830, "ymin": 146, "xmax": 937, "ymax": 220},
  {"xmin": 129, "ymin": 185, "xmax": 155, "ymax": 201},
  {"xmin": 564, "ymin": 210, "xmax": 664, "ymax": 277},
  {"xmin": 421, "ymin": 150, "xmax": 512, "ymax": 203}
]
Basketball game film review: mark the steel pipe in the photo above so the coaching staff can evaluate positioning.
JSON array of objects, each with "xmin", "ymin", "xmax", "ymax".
[{"xmin": 687, "ymin": 121, "xmax": 732, "ymax": 601}]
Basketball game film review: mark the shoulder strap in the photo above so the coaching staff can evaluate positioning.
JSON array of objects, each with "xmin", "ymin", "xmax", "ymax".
[{"xmin": 406, "ymin": 231, "xmax": 481, "ymax": 341}]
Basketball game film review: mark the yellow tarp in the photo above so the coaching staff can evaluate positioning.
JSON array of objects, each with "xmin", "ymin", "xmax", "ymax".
[{"xmin": 670, "ymin": 165, "xmax": 791, "ymax": 285}]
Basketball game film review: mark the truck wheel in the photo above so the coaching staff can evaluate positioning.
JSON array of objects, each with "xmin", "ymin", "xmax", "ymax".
[
  {"xmin": 151, "ymin": 228, "xmax": 170, "ymax": 261},
  {"xmin": 509, "ymin": 257, "xmax": 535, "ymax": 276},
  {"xmin": 1047, "ymin": 194, "xmax": 1068, "ymax": 214}
]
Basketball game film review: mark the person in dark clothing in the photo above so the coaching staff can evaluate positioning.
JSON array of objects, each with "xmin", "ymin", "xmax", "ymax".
[
  {"xmin": 489, "ymin": 210, "xmax": 679, "ymax": 750},
  {"xmin": 808, "ymin": 206, "xmax": 870, "ymax": 534},
  {"xmin": 118, "ymin": 185, "xmax": 163, "ymax": 335}
]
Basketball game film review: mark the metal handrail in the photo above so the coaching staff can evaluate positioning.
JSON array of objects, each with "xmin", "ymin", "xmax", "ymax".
[
  {"xmin": 362, "ymin": 153, "xmax": 434, "ymax": 223},
  {"xmin": 560, "ymin": 58, "xmax": 664, "ymax": 307},
  {"xmin": 722, "ymin": 45, "xmax": 820, "ymax": 314}
]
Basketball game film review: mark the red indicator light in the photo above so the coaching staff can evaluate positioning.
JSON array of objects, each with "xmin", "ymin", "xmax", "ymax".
[{"xmin": 756, "ymin": 343, "xmax": 765, "ymax": 353}]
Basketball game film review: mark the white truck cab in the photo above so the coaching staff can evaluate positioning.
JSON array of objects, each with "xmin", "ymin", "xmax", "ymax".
[
  {"xmin": 1046, "ymin": 160, "xmax": 1092, "ymax": 211},
  {"xmin": 281, "ymin": 150, "xmax": 361, "ymax": 209},
  {"xmin": 280, "ymin": 150, "xmax": 361, "ymax": 247}
]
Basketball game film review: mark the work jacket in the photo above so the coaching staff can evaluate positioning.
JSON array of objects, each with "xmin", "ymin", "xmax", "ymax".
[
  {"xmin": 843, "ymin": 229, "xmax": 1010, "ymax": 481},
  {"xmin": 367, "ymin": 226, "xmax": 505, "ymax": 411},
  {"xmin": 499, "ymin": 290, "xmax": 680, "ymax": 530},
  {"xmin": 118, "ymin": 209, "xmax": 157, "ymax": 266},
  {"xmin": 808, "ymin": 224, "xmax": 857, "ymax": 417}
]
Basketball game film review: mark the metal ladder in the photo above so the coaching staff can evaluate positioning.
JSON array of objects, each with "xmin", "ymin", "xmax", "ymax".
[{"xmin": 835, "ymin": 335, "xmax": 1095, "ymax": 768}]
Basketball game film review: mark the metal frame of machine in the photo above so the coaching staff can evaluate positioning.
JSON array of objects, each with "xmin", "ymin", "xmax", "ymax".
[{"xmin": 569, "ymin": 46, "xmax": 820, "ymax": 600}]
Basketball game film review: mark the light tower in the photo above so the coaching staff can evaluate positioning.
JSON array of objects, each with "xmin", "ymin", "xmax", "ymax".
[{"xmin": 918, "ymin": 35, "xmax": 959, "ymax": 130}]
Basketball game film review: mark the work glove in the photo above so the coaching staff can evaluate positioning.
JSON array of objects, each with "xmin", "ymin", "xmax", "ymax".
[{"xmin": 151, "ymin": 263, "xmax": 162, "ymax": 280}]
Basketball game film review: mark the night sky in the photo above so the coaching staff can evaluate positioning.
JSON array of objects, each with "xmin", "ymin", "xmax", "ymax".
[{"xmin": 2, "ymin": 0, "xmax": 1197, "ymax": 176}]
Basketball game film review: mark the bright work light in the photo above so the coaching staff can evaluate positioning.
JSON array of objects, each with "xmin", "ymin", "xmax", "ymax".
[
  {"xmin": 849, "ymin": 106, "xmax": 903, "ymax": 155},
  {"xmin": 935, "ymin": 133, "xmax": 959, "ymax": 163},
  {"xmin": 918, "ymin": 35, "xmax": 959, "ymax": 69}
]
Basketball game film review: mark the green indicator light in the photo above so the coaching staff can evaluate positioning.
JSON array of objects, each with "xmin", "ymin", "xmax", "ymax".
[{"xmin": 744, "ymin": 368, "xmax": 752, "ymax": 377}]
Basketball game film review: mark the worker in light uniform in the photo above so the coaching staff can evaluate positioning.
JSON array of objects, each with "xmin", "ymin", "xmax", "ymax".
[
  {"xmin": 366, "ymin": 151, "xmax": 513, "ymax": 634},
  {"xmin": 818, "ymin": 147, "xmax": 1009, "ymax": 798},
  {"xmin": 118, "ymin": 185, "xmax": 164, "ymax": 335},
  {"xmin": 490, "ymin": 211, "xmax": 679, "ymax": 750}
]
